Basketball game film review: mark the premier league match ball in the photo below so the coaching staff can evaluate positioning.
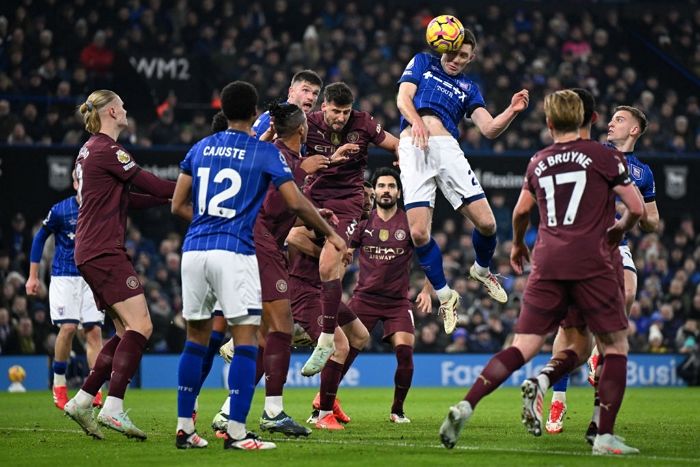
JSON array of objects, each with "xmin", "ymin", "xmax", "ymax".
[
  {"xmin": 8, "ymin": 365, "xmax": 26, "ymax": 383},
  {"xmin": 425, "ymin": 15, "xmax": 465, "ymax": 54}
]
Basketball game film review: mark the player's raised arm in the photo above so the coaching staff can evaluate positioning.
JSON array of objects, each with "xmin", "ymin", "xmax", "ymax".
[
  {"xmin": 471, "ymin": 89, "xmax": 529, "ymax": 139},
  {"xmin": 397, "ymin": 82, "xmax": 430, "ymax": 150}
]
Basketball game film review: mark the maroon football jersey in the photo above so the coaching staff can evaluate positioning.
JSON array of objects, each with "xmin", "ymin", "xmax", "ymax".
[
  {"xmin": 524, "ymin": 139, "xmax": 631, "ymax": 280},
  {"xmin": 74, "ymin": 133, "xmax": 141, "ymax": 265},
  {"xmin": 305, "ymin": 109, "xmax": 386, "ymax": 201},
  {"xmin": 350, "ymin": 209, "xmax": 413, "ymax": 302},
  {"xmin": 288, "ymin": 235, "xmax": 323, "ymax": 289},
  {"xmin": 256, "ymin": 140, "xmax": 306, "ymax": 247}
]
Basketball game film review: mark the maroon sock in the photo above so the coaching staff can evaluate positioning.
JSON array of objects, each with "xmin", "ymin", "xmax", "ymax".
[
  {"xmin": 320, "ymin": 279, "xmax": 341, "ymax": 334},
  {"xmin": 264, "ymin": 332, "xmax": 292, "ymax": 396},
  {"xmin": 466, "ymin": 346, "xmax": 525, "ymax": 409},
  {"xmin": 391, "ymin": 344, "xmax": 414, "ymax": 414},
  {"xmin": 82, "ymin": 335, "xmax": 121, "ymax": 396},
  {"xmin": 107, "ymin": 330, "xmax": 147, "ymax": 399},
  {"xmin": 255, "ymin": 345, "xmax": 265, "ymax": 386},
  {"xmin": 340, "ymin": 346, "xmax": 361, "ymax": 379},
  {"xmin": 597, "ymin": 354, "xmax": 627, "ymax": 435},
  {"xmin": 319, "ymin": 359, "xmax": 344, "ymax": 411},
  {"xmin": 540, "ymin": 349, "xmax": 579, "ymax": 389}
]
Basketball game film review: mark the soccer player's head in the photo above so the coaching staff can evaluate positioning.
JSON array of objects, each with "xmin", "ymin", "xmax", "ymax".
[
  {"xmin": 441, "ymin": 28, "xmax": 477, "ymax": 76},
  {"xmin": 544, "ymin": 90, "xmax": 583, "ymax": 134},
  {"xmin": 321, "ymin": 82, "xmax": 354, "ymax": 131},
  {"xmin": 220, "ymin": 81, "xmax": 258, "ymax": 123},
  {"xmin": 608, "ymin": 105, "xmax": 648, "ymax": 147},
  {"xmin": 79, "ymin": 89, "xmax": 127, "ymax": 134},
  {"xmin": 288, "ymin": 70, "xmax": 323, "ymax": 114},
  {"xmin": 210, "ymin": 111, "xmax": 228, "ymax": 133},
  {"xmin": 362, "ymin": 180, "xmax": 375, "ymax": 218},
  {"xmin": 570, "ymin": 88, "xmax": 598, "ymax": 132},
  {"xmin": 371, "ymin": 167, "xmax": 401, "ymax": 210},
  {"xmin": 269, "ymin": 102, "xmax": 307, "ymax": 143}
]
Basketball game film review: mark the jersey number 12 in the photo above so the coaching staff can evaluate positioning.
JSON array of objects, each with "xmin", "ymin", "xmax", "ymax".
[{"xmin": 196, "ymin": 167, "xmax": 242, "ymax": 218}]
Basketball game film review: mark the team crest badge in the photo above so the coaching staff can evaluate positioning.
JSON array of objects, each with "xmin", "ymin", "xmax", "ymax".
[
  {"xmin": 331, "ymin": 133, "xmax": 341, "ymax": 146},
  {"xmin": 276, "ymin": 279, "xmax": 288, "ymax": 293},
  {"xmin": 116, "ymin": 149, "xmax": 131, "ymax": 164},
  {"xmin": 126, "ymin": 275, "xmax": 140, "ymax": 289},
  {"xmin": 631, "ymin": 165, "xmax": 642, "ymax": 179},
  {"xmin": 379, "ymin": 229, "xmax": 389, "ymax": 242},
  {"xmin": 395, "ymin": 229, "xmax": 406, "ymax": 241},
  {"xmin": 57, "ymin": 306, "xmax": 65, "ymax": 316},
  {"xmin": 347, "ymin": 131, "xmax": 359, "ymax": 143}
]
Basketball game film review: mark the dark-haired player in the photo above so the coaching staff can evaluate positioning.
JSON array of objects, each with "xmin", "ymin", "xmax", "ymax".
[
  {"xmin": 397, "ymin": 26, "xmax": 528, "ymax": 333},
  {"xmin": 301, "ymin": 82, "xmax": 399, "ymax": 376},
  {"xmin": 439, "ymin": 90, "xmax": 643, "ymax": 456},
  {"xmin": 171, "ymin": 81, "xmax": 344, "ymax": 450}
]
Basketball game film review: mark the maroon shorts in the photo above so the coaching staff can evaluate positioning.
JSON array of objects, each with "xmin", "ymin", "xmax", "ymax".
[
  {"xmin": 78, "ymin": 253, "xmax": 143, "ymax": 311},
  {"xmin": 561, "ymin": 251, "xmax": 626, "ymax": 328},
  {"xmin": 255, "ymin": 230, "xmax": 289, "ymax": 302},
  {"xmin": 312, "ymin": 194, "xmax": 363, "ymax": 247},
  {"xmin": 348, "ymin": 293, "xmax": 414, "ymax": 342},
  {"xmin": 289, "ymin": 276, "xmax": 357, "ymax": 341},
  {"xmin": 517, "ymin": 271, "xmax": 627, "ymax": 335}
]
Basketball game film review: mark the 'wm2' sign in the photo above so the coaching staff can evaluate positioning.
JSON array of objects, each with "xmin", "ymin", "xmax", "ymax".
[{"xmin": 129, "ymin": 56, "xmax": 191, "ymax": 80}]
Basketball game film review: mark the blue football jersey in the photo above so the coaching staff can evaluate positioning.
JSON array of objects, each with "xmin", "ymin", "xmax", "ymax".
[
  {"xmin": 252, "ymin": 110, "xmax": 273, "ymax": 138},
  {"xmin": 398, "ymin": 52, "xmax": 486, "ymax": 139},
  {"xmin": 42, "ymin": 196, "xmax": 81, "ymax": 276},
  {"xmin": 625, "ymin": 153, "xmax": 655, "ymax": 202},
  {"xmin": 180, "ymin": 129, "xmax": 294, "ymax": 254}
]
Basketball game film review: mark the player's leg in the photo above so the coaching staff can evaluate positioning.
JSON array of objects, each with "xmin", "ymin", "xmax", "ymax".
[
  {"xmin": 52, "ymin": 323, "xmax": 77, "ymax": 409},
  {"xmin": 389, "ymin": 331, "xmax": 415, "ymax": 423},
  {"xmin": 49, "ymin": 277, "xmax": 80, "ymax": 409},
  {"xmin": 315, "ymin": 327, "xmax": 350, "ymax": 430},
  {"xmin": 200, "ymin": 310, "xmax": 227, "ymax": 389},
  {"xmin": 546, "ymin": 328, "xmax": 570, "ymax": 431},
  {"xmin": 82, "ymin": 324, "xmax": 103, "ymax": 407}
]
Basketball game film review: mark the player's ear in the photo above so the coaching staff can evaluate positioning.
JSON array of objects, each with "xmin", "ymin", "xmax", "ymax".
[{"xmin": 590, "ymin": 111, "xmax": 599, "ymax": 124}]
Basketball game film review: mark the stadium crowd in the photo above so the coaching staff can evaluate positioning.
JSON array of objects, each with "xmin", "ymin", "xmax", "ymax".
[{"xmin": 0, "ymin": 1, "xmax": 699, "ymax": 153}]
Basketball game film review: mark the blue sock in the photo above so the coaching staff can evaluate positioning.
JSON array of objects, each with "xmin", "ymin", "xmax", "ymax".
[
  {"xmin": 552, "ymin": 372, "xmax": 569, "ymax": 392},
  {"xmin": 177, "ymin": 341, "xmax": 207, "ymax": 418},
  {"xmin": 198, "ymin": 331, "xmax": 225, "ymax": 392},
  {"xmin": 228, "ymin": 345, "xmax": 258, "ymax": 424},
  {"xmin": 53, "ymin": 360, "xmax": 67, "ymax": 375},
  {"xmin": 472, "ymin": 229, "xmax": 497, "ymax": 268},
  {"xmin": 415, "ymin": 238, "xmax": 447, "ymax": 290}
]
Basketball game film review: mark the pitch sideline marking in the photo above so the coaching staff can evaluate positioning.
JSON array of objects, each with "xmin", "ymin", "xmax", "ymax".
[{"xmin": 0, "ymin": 426, "xmax": 697, "ymax": 463}]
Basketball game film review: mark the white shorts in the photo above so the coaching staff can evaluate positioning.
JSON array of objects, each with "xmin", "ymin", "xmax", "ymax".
[
  {"xmin": 181, "ymin": 250, "xmax": 262, "ymax": 325},
  {"xmin": 619, "ymin": 245, "xmax": 636, "ymax": 273},
  {"xmin": 49, "ymin": 276, "xmax": 104, "ymax": 326},
  {"xmin": 399, "ymin": 136, "xmax": 485, "ymax": 210}
]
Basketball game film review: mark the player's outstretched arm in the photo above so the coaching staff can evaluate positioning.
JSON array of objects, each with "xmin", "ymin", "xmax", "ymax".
[
  {"xmin": 26, "ymin": 226, "xmax": 51, "ymax": 296},
  {"xmin": 397, "ymin": 82, "xmax": 430, "ymax": 150},
  {"xmin": 639, "ymin": 200, "xmax": 659, "ymax": 232},
  {"xmin": 278, "ymin": 181, "xmax": 347, "ymax": 254},
  {"xmin": 130, "ymin": 169, "xmax": 177, "ymax": 199},
  {"xmin": 608, "ymin": 183, "xmax": 644, "ymax": 245},
  {"xmin": 128, "ymin": 192, "xmax": 169, "ymax": 209},
  {"xmin": 510, "ymin": 188, "xmax": 535, "ymax": 274},
  {"xmin": 171, "ymin": 173, "xmax": 194, "ymax": 222},
  {"xmin": 471, "ymin": 89, "xmax": 529, "ymax": 139}
]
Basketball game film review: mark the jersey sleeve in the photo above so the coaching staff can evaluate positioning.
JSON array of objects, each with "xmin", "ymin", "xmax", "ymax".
[
  {"xmin": 605, "ymin": 149, "xmax": 632, "ymax": 187},
  {"xmin": 349, "ymin": 219, "xmax": 368, "ymax": 248},
  {"xmin": 466, "ymin": 83, "xmax": 486, "ymax": 118},
  {"xmin": 640, "ymin": 165, "xmax": 656, "ymax": 202},
  {"xmin": 101, "ymin": 147, "xmax": 141, "ymax": 182},
  {"xmin": 398, "ymin": 53, "xmax": 428, "ymax": 86},
  {"xmin": 42, "ymin": 205, "xmax": 60, "ymax": 233},
  {"xmin": 180, "ymin": 144, "xmax": 196, "ymax": 175},
  {"xmin": 266, "ymin": 148, "xmax": 294, "ymax": 188},
  {"xmin": 252, "ymin": 112, "xmax": 271, "ymax": 139},
  {"xmin": 365, "ymin": 114, "xmax": 387, "ymax": 146}
]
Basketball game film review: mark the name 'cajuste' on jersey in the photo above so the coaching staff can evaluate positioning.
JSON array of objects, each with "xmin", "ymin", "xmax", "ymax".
[
  {"xmin": 398, "ymin": 52, "xmax": 486, "ymax": 140},
  {"xmin": 41, "ymin": 196, "xmax": 80, "ymax": 276},
  {"xmin": 180, "ymin": 129, "xmax": 293, "ymax": 255}
]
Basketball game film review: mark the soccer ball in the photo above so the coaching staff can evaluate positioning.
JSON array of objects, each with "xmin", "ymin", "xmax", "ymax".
[
  {"xmin": 425, "ymin": 15, "xmax": 465, "ymax": 54},
  {"xmin": 8, "ymin": 365, "xmax": 26, "ymax": 383}
]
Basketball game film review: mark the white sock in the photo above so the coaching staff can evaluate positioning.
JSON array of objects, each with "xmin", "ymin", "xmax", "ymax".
[
  {"xmin": 264, "ymin": 396, "xmax": 283, "ymax": 418},
  {"xmin": 101, "ymin": 396, "xmax": 124, "ymax": 415},
  {"xmin": 592, "ymin": 406, "xmax": 600, "ymax": 425},
  {"xmin": 436, "ymin": 286, "xmax": 452, "ymax": 302},
  {"xmin": 536, "ymin": 374, "xmax": 550, "ymax": 391},
  {"xmin": 220, "ymin": 396, "xmax": 230, "ymax": 416},
  {"xmin": 227, "ymin": 420, "xmax": 247, "ymax": 440},
  {"xmin": 318, "ymin": 409, "xmax": 332, "ymax": 419},
  {"xmin": 53, "ymin": 373, "xmax": 67, "ymax": 387},
  {"xmin": 177, "ymin": 416, "xmax": 194, "ymax": 433},
  {"xmin": 472, "ymin": 263, "xmax": 489, "ymax": 277},
  {"xmin": 552, "ymin": 391, "xmax": 566, "ymax": 403},
  {"xmin": 74, "ymin": 389, "xmax": 94, "ymax": 409},
  {"xmin": 318, "ymin": 332, "xmax": 334, "ymax": 347},
  {"xmin": 194, "ymin": 397, "xmax": 199, "ymax": 413}
]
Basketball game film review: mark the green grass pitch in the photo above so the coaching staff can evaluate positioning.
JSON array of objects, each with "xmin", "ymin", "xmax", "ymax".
[{"xmin": 1, "ymin": 387, "xmax": 698, "ymax": 466}]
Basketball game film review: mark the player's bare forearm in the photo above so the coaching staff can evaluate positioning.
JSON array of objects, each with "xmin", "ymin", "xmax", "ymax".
[
  {"xmin": 473, "ymin": 107, "xmax": 517, "ymax": 139},
  {"xmin": 512, "ymin": 189, "xmax": 534, "ymax": 245},
  {"xmin": 639, "ymin": 201, "xmax": 659, "ymax": 232},
  {"xmin": 279, "ymin": 181, "xmax": 335, "ymax": 240},
  {"xmin": 171, "ymin": 173, "xmax": 193, "ymax": 221},
  {"xmin": 286, "ymin": 227, "xmax": 322, "ymax": 258}
]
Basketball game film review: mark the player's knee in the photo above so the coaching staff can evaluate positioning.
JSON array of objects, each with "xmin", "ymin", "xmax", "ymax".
[
  {"xmin": 395, "ymin": 344, "xmax": 414, "ymax": 369},
  {"xmin": 409, "ymin": 226, "xmax": 430, "ymax": 247},
  {"xmin": 475, "ymin": 218, "xmax": 497, "ymax": 236},
  {"xmin": 350, "ymin": 327, "xmax": 370, "ymax": 350},
  {"xmin": 59, "ymin": 323, "xmax": 78, "ymax": 337}
]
